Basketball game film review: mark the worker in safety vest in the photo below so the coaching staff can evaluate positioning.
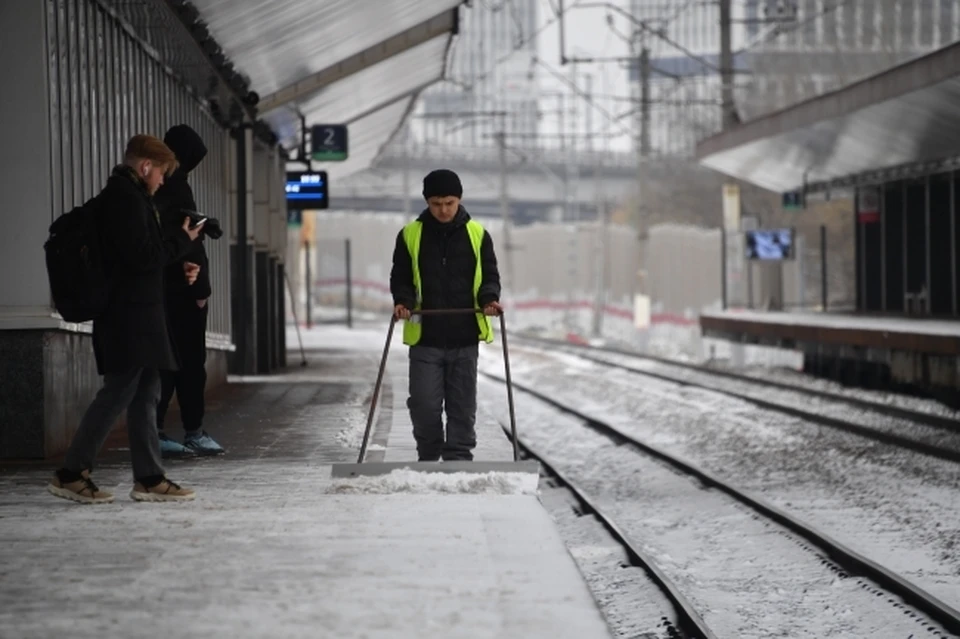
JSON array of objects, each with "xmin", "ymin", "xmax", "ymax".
[{"xmin": 390, "ymin": 169, "xmax": 502, "ymax": 462}]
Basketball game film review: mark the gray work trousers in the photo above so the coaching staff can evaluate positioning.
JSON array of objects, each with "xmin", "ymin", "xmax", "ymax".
[
  {"xmin": 64, "ymin": 367, "xmax": 166, "ymax": 481},
  {"xmin": 407, "ymin": 344, "xmax": 479, "ymax": 461}
]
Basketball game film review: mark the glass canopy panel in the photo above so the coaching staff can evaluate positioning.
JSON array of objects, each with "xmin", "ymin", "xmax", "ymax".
[{"xmin": 191, "ymin": 0, "xmax": 461, "ymax": 96}]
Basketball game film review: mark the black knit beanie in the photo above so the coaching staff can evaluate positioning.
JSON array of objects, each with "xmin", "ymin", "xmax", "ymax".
[{"xmin": 422, "ymin": 169, "xmax": 463, "ymax": 200}]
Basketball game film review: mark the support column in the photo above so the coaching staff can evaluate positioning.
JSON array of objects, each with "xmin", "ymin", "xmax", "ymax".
[
  {"xmin": 278, "ymin": 262, "xmax": 288, "ymax": 368},
  {"xmin": 0, "ymin": 3, "xmax": 106, "ymax": 459},
  {"xmin": 0, "ymin": 1, "xmax": 52, "ymax": 323},
  {"xmin": 929, "ymin": 173, "xmax": 952, "ymax": 315},
  {"xmin": 268, "ymin": 148, "xmax": 286, "ymax": 369},
  {"xmin": 252, "ymin": 141, "xmax": 272, "ymax": 373},
  {"xmin": 855, "ymin": 187, "xmax": 863, "ymax": 311},
  {"xmin": 230, "ymin": 125, "xmax": 257, "ymax": 374},
  {"xmin": 268, "ymin": 256, "xmax": 279, "ymax": 369}
]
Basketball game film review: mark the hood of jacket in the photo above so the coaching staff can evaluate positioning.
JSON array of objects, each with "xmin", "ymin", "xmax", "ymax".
[
  {"xmin": 163, "ymin": 124, "xmax": 207, "ymax": 175},
  {"xmin": 417, "ymin": 205, "xmax": 470, "ymax": 229}
]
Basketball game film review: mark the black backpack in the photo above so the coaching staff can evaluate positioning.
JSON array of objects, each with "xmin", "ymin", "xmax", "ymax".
[{"xmin": 44, "ymin": 195, "xmax": 110, "ymax": 323}]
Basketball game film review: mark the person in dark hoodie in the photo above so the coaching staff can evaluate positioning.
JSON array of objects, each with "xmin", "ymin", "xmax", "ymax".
[
  {"xmin": 390, "ymin": 169, "xmax": 502, "ymax": 462},
  {"xmin": 153, "ymin": 124, "xmax": 225, "ymax": 458}
]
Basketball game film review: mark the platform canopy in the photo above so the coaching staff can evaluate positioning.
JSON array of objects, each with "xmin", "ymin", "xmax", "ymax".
[
  {"xmin": 696, "ymin": 42, "xmax": 960, "ymax": 194},
  {"xmin": 191, "ymin": 0, "xmax": 461, "ymax": 177}
]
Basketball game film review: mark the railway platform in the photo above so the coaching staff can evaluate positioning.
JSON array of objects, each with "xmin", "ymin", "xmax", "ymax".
[
  {"xmin": 0, "ymin": 323, "xmax": 613, "ymax": 639},
  {"xmin": 700, "ymin": 309, "xmax": 960, "ymax": 405}
]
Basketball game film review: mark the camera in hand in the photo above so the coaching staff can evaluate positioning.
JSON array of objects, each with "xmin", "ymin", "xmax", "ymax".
[{"xmin": 182, "ymin": 209, "xmax": 223, "ymax": 240}]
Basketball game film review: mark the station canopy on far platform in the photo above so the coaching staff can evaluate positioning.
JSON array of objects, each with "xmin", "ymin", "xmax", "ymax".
[{"xmin": 696, "ymin": 42, "xmax": 960, "ymax": 194}]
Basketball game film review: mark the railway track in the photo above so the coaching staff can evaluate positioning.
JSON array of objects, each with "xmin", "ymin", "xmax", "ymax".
[
  {"xmin": 492, "ymin": 403, "xmax": 720, "ymax": 639},
  {"xmin": 513, "ymin": 334, "xmax": 960, "ymax": 464},
  {"xmin": 482, "ymin": 370, "xmax": 960, "ymax": 638}
]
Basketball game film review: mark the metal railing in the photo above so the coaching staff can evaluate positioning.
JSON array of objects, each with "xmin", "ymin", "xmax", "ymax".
[{"xmin": 46, "ymin": 0, "xmax": 233, "ymax": 345}]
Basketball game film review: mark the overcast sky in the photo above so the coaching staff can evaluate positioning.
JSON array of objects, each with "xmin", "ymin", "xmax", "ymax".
[
  {"xmin": 467, "ymin": 0, "xmax": 639, "ymax": 154},
  {"xmin": 533, "ymin": 0, "xmax": 637, "ymax": 153}
]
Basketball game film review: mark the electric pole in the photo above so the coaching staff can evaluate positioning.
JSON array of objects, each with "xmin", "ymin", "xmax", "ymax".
[
  {"xmin": 591, "ymin": 151, "xmax": 607, "ymax": 337},
  {"xmin": 719, "ymin": 0, "xmax": 736, "ymax": 129},
  {"xmin": 496, "ymin": 129, "xmax": 515, "ymax": 297},
  {"xmin": 639, "ymin": 47, "xmax": 651, "ymax": 157},
  {"xmin": 635, "ymin": 42, "xmax": 651, "ymax": 287},
  {"xmin": 402, "ymin": 141, "xmax": 412, "ymax": 221}
]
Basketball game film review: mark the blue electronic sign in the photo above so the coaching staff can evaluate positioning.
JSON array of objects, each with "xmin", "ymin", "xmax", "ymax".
[{"xmin": 285, "ymin": 171, "xmax": 328, "ymax": 210}]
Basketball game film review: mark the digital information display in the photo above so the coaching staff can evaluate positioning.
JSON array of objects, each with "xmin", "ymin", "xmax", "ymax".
[
  {"xmin": 285, "ymin": 171, "xmax": 328, "ymax": 210},
  {"xmin": 745, "ymin": 228, "xmax": 795, "ymax": 261}
]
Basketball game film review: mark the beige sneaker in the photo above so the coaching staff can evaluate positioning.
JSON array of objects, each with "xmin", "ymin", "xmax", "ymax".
[
  {"xmin": 130, "ymin": 478, "xmax": 196, "ymax": 502},
  {"xmin": 48, "ymin": 470, "xmax": 114, "ymax": 504}
]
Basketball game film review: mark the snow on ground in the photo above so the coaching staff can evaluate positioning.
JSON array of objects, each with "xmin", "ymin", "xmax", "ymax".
[
  {"xmin": 336, "ymin": 419, "xmax": 370, "ymax": 449},
  {"xmin": 723, "ymin": 362, "xmax": 960, "ymax": 418},
  {"xmin": 286, "ymin": 322, "xmax": 402, "ymax": 352},
  {"xmin": 0, "ymin": 460, "xmax": 607, "ymax": 639},
  {"xmin": 478, "ymin": 381, "xmax": 945, "ymax": 638},
  {"xmin": 328, "ymin": 468, "xmax": 539, "ymax": 495},
  {"xmin": 480, "ymin": 345, "xmax": 960, "ymax": 627},
  {"xmin": 333, "ymin": 422, "xmax": 387, "ymax": 451},
  {"xmin": 306, "ymin": 305, "xmax": 384, "ymax": 324},
  {"xmin": 566, "ymin": 346, "xmax": 960, "ymax": 451},
  {"xmin": 0, "ymin": 324, "xmax": 610, "ymax": 639},
  {"xmin": 534, "ymin": 476, "xmax": 682, "ymax": 639}
]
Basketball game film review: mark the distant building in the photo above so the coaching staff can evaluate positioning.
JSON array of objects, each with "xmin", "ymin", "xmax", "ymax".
[
  {"xmin": 629, "ymin": 0, "xmax": 958, "ymax": 157},
  {"xmin": 628, "ymin": 0, "xmax": 749, "ymax": 156},
  {"xmin": 739, "ymin": 0, "xmax": 956, "ymax": 119},
  {"xmin": 411, "ymin": 1, "xmax": 540, "ymax": 148}
]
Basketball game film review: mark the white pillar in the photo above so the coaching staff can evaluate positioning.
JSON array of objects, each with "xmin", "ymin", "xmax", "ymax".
[{"xmin": 0, "ymin": 2, "xmax": 56, "ymax": 327}]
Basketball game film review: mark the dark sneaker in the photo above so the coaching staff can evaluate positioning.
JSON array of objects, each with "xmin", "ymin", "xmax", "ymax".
[
  {"xmin": 183, "ymin": 430, "xmax": 225, "ymax": 456},
  {"xmin": 130, "ymin": 477, "xmax": 196, "ymax": 502},
  {"xmin": 159, "ymin": 432, "xmax": 196, "ymax": 459},
  {"xmin": 48, "ymin": 469, "xmax": 114, "ymax": 504}
]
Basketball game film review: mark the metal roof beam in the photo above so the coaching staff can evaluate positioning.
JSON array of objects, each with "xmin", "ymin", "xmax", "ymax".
[
  {"xmin": 258, "ymin": 8, "xmax": 457, "ymax": 114},
  {"xmin": 696, "ymin": 41, "xmax": 960, "ymax": 161}
]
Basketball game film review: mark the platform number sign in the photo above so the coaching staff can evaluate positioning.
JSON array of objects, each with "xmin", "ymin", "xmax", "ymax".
[
  {"xmin": 311, "ymin": 124, "xmax": 348, "ymax": 162},
  {"xmin": 782, "ymin": 190, "xmax": 805, "ymax": 211},
  {"xmin": 285, "ymin": 171, "xmax": 328, "ymax": 211}
]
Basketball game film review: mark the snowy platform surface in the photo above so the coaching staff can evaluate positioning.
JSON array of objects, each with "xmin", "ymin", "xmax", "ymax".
[
  {"xmin": 701, "ymin": 308, "xmax": 960, "ymax": 337},
  {"xmin": 0, "ymin": 323, "xmax": 612, "ymax": 639}
]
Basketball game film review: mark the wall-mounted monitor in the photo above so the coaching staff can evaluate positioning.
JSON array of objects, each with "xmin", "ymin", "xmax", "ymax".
[{"xmin": 745, "ymin": 228, "xmax": 794, "ymax": 261}]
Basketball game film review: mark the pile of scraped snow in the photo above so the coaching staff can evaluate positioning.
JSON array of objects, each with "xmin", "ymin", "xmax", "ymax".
[
  {"xmin": 327, "ymin": 468, "xmax": 539, "ymax": 495},
  {"xmin": 335, "ymin": 422, "xmax": 366, "ymax": 448},
  {"xmin": 335, "ymin": 425, "xmax": 386, "ymax": 451}
]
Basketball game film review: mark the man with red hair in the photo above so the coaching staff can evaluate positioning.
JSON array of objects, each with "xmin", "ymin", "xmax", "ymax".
[{"xmin": 48, "ymin": 135, "xmax": 203, "ymax": 504}]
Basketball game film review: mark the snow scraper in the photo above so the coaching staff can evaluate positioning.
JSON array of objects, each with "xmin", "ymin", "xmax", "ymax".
[{"xmin": 330, "ymin": 309, "xmax": 540, "ymax": 478}]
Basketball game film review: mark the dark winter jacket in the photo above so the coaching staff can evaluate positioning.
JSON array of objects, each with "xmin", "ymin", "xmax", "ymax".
[
  {"xmin": 155, "ymin": 124, "xmax": 211, "ymax": 307},
  {"xmin": 390, "ymin": 206, "xmax": 500, "ymax": 348},
  {"xmin": 92, "ymin": 165, "xmax": 192, "ymax": 375}
]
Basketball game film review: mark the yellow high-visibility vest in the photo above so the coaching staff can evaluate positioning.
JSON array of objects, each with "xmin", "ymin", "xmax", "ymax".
[{"xmin": 401, "ymin": 219, "xmax": 494, "ymax": 346}]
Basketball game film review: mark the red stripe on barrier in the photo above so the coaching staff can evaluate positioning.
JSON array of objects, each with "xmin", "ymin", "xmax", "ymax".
[{"xmin": 307, "ymin": 280, "xmax": 700, "ymax": 327}]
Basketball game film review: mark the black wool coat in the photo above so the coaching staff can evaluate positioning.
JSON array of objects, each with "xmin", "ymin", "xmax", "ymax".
[{"xmin": 91, "ymin": 165, "xmax": 192, "ymax": 375}]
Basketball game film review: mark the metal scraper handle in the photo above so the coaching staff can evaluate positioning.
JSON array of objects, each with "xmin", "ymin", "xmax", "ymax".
[{"xmin": 357, "ymin": 308, "xmax": 519, "ymax": 463}]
